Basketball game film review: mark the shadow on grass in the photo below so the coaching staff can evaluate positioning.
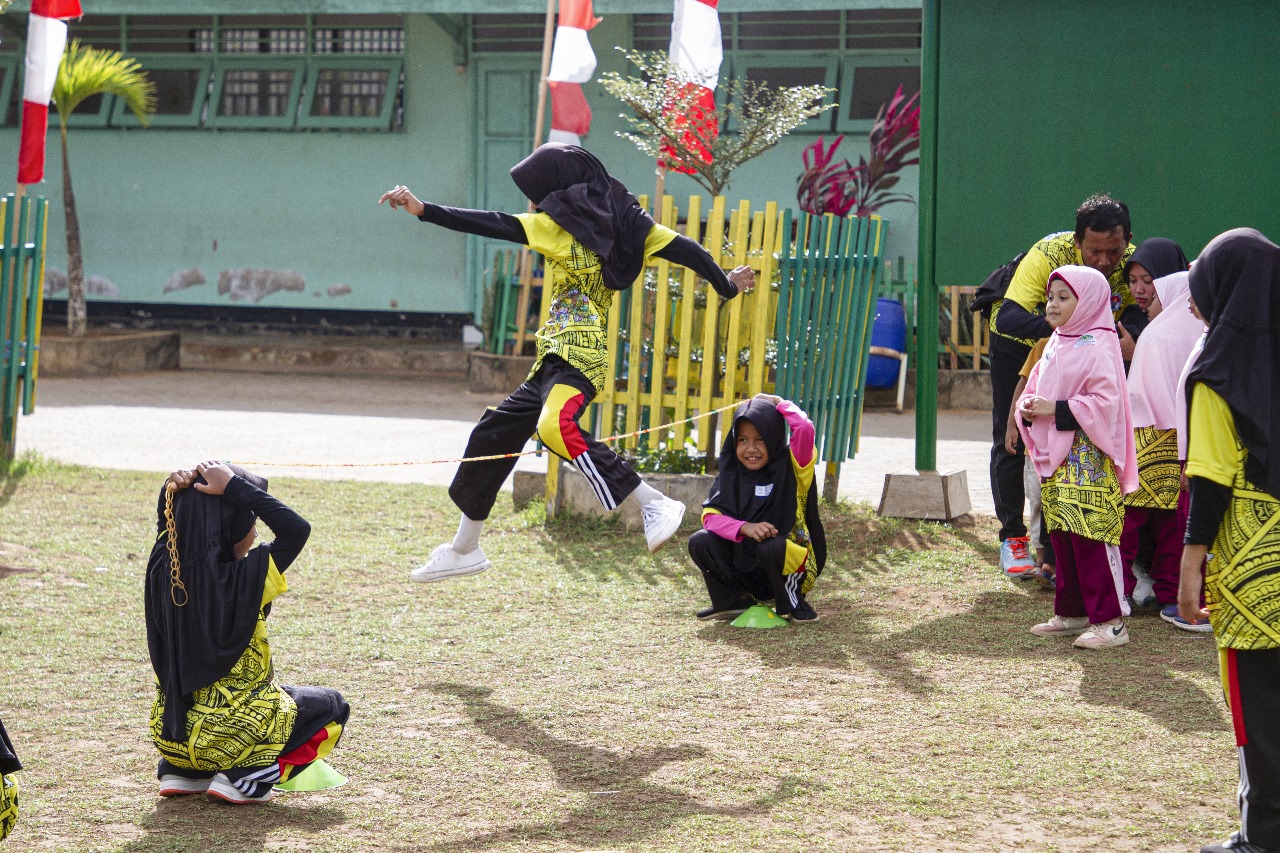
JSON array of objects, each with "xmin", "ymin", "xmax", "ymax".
[
  {"xmin": 118, "ymin": 796, "xmax": 346, "ymax": 852},
  {"xmin": 802, "ymin": 588, "xmax": 1224, "ymax": 734},
  {"xmin": 0, "ymin": 453, "xmax": 36, "ymax": 509},
  {"xmin": 427, "ymin": 682, "xmax": 805, "ymax": 851}
]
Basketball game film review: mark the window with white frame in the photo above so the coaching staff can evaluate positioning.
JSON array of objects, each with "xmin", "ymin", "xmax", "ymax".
[{"xmin": 54, "ymin": 13, "xmax": 405, "ymax": 130}]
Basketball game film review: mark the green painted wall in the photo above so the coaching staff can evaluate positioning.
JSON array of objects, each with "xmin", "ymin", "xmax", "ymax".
[
  {"xmin": 0, "ymin": 9, "xmax": 919, "ymax": 317},
  {"xmin": 934, "ymin": 0, "xmax": 1280, "ymax": 286}
]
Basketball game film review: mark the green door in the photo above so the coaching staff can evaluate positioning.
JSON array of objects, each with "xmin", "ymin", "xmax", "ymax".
[{"xmin": 470, "ymin": 58, "xmax": 541, "ymax": 325}]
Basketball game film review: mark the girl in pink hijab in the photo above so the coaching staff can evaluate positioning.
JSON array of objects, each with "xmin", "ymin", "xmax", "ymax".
[
  {"xmin": 1120, "ymin": 270, "xmax": 1208, "ymax": 625},
  {"xmin": 1017, "ymin": 265, "xmax": 1138, "ymax": 650}
]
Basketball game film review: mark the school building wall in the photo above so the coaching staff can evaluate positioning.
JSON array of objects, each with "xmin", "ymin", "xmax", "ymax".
[
  {"xmin": 0, "ymin": 1, "xmax": 922, "ymax": 323},
  {"xmin": 931, "ymin": 0, "xmax": 1280, "ymax": 287}
]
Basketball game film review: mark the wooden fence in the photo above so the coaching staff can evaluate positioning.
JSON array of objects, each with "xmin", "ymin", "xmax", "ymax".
[{"xmin": 498, "ymin": 195, "xmax": 889, "ymax": 505}]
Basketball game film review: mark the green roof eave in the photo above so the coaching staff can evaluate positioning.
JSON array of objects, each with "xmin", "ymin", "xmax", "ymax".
[{"xmin": 8, "ymin": 0, "xmax": 918, "ymax": 14}]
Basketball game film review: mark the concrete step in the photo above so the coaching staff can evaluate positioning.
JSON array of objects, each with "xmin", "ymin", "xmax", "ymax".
[{"xmin": 179, "ymin": 334, "xmax": 470, "ymax": 379}]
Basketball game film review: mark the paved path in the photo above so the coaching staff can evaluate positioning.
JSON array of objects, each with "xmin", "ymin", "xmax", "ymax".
[{"xmin": 14, "ymin": 370, "xmax": 995, "ymax": 514}]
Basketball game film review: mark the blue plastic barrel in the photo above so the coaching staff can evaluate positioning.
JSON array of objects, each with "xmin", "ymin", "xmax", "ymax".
[{"xmin": 865, "ymin": 298, "xmax": 907, "ymax": 388}]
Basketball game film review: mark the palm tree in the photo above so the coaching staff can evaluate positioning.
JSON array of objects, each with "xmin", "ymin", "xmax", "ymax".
[{"xmin": 52, "ymin": 40, "xmax": 155, "ymax": 336}]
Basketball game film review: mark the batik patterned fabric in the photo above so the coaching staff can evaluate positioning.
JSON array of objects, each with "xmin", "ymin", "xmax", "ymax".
[
  {"xmin": 149, "ymin": 565, "xmax": 298, "ymax": 771},
  {"xmin": 1206, "ymin": 463, "xmax": 1280, "ymax": 651},
  {"xmin": 517, "ymin": 211, "xmax": 677, "ymax": 393},
  {"xmin": 533, "ymin": 240, "xmax": 613, "ymax": 393},
  {"xmin": 990, "ymin": 231, "xmax": 1136, "ymax": 346},
  {"xmin": 1124, "ymin": 426, "xmax": 1180, "ymax": 510},
  {"xmin": 1042, "ymin": 430, "xmax": 1124, "ymax": 545},
  {"xmin": 0, "ymin": 773, "xmax": 17, "ymax": 841}
]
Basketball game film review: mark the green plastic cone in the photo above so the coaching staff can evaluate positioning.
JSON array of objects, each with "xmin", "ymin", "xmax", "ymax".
[
  {"xmin": 275, "ymin": 759, "xmax": 347, "ymax": 792},
  {"xmin": 730, "ymin": 604, "xmax": 788, "ymax": 629}
]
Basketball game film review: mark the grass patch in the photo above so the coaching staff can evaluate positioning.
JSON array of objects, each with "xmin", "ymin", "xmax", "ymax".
[{"xmin": 0, "ymin": 461, "xmax": 1238, "ymax": 851}]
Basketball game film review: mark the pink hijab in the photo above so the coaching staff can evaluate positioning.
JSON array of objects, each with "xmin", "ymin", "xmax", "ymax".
[
  {"xmin": 1127, "ymin": 271, "xmax": 1206, "ymax": 430},
  {"xmin": 1018, "ymin": 265, "xmax": 1138, "ymax": 493}
]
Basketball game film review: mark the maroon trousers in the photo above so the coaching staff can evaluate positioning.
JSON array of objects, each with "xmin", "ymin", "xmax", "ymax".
[
  {"xmin": 1119, "ymin": 506, "xmax": 1183, "ymax": 604},
  {"xmin": 1049, "ymin": 531, "xmax": 1127, "ymax": 624}
]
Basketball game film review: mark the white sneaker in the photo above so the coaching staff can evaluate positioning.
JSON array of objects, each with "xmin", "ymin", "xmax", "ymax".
[
  {"xmin": 1073, "ymin": 619, "xmax": 1130, "ymax": 649},
  {"xmin": 409, "ymin": 543, "xmax": 491, "ymax": 583},
  {"xmin": 1029, "ymin": 614, "xmax": 1089, "ymax": 637},
  {"xmin": 641, "ymin": 496, "xmax": 686, "ymax": 553},
  {"xmin": 207, "ymin": 772, "xmax": 273, "ymax": 804},
  {"xmin": 1132, "ymin": 573, "xmax": 1157, "ymax": 608}
]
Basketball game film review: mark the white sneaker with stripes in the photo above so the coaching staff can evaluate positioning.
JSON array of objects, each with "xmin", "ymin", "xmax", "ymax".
[{"xmin": 642, "ymin": 496, "xmax": 686, "ymax": 553}]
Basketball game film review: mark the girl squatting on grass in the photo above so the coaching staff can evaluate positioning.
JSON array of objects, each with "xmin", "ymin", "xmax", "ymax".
[
  {"xmin": 381, "ymin": 144, "xmax": 753, "ymax": 582},
  {"xmin": 687, "ymin": 394, "xmax": 826, "ymax": 623},
  {"xmin": 1018, "ymin": 265, "xmax": 1140, "ymax": 650},
  {"xmin": 145, "ymin": 461, "xmax": 349, "ymax": 804}
]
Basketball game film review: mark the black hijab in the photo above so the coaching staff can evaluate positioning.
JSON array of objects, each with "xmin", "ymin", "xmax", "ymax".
[
  {"xmin": 0, "ymin": 718, "xmax": 19, "ymax": 775},
  {"xmin": 509, "ymin": 143, "xmax": 655, "ymax": 291},
  {"xmin": 1125, "ymin": 237, "xmax": 1189, "ymax": 281},
  {"xmin": 1187, "ymin": 228, "xmax": 1280, "ymax": 499},
  {"xmin": 704, "ymin": 399, "xmax": 826, "ymax": 572},
  {"xmin": 144, "ymin": 466, "xmax": 272, "ymax": 742}
]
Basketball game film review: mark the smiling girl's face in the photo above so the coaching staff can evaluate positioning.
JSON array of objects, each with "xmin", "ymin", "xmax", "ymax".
[
  {"xmin": 1045, "ymin": 279, "xmax": 1079, "ymax": 329},
  {"xmin": 735, "ymin": 420, "xmax": 769, "ymax": 471}
]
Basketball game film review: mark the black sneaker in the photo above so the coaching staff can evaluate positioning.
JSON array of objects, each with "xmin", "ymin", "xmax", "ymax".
[
  {"xmin": 789, "ymin": 601, "xmax": 819, "ymax": 623},
  {"xmin": 1200, "ymin": 836, "xmax": 1279, "ymax": 853},
  {"xmin": 696, "ymin": 599, "xmax": 752, "ymax": 621}
]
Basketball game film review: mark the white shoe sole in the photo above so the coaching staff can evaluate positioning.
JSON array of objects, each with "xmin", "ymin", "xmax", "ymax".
[
  {"xmin": 1073, "ymin": 633, "xmax": 1130, "ymax": 649},
  {"xmin": 1161, "ymin": 611, "xmax": 1213, "ymax": 633},
  {"xmin": 409, "ymin": 557, "xmax": 491, "ymax": 583},
  {"xmin": 1029, "ymin": 622, "xmax": 1089, "ymax": 637},
  {"xmin": 158, "ymin": 775, "xmax": 212, "ymax": 796}
]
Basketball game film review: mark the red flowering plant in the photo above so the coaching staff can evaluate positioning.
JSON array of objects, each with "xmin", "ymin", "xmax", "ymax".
[{"xmin": 797, "ymin": 85, "xmax": 921, "ymax": 217}]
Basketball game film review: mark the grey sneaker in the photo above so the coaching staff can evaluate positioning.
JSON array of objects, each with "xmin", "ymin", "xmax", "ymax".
[
  {"xmin": 642, "ymin": 496, "xmax": 686, "ymax": 553},
  {"xmin": 1030, "ymin": 614, "xmax": 1089, "ymax": 637},
  {"xmin": 410, "ymin": 543, "xmax": 491, "ymax": 583},
  {"xmin": 1000, "ymin": 537, "xmax": 1035, "ymax": 576},
  {"xmin": 1073, "ymin": 619, "xmax": 1129, "ymax": 649}
]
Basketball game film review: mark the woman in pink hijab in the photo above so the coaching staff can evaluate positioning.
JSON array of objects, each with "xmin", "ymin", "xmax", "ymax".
[
  {"xmin": 1120, "ymin": 270, "xmax": 1208, "ymax": 626},
  {"xmin": 1017, "ymin": 265, "xmax": 1138, "ymax": 650}
]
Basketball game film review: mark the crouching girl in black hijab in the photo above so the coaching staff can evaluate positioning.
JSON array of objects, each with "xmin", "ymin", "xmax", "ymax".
[
  {"xmin": 688, "ymin": 394, "xmax": 826, "ymax": 622},
  {"xmin": 145, "ymin": 460, "xmax": 349, "ymax": 804}
]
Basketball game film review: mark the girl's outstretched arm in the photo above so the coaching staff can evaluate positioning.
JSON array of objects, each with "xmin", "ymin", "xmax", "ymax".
[{"xmin": 653, "ymin": 235, "xmax": 753, "ymax": 299}]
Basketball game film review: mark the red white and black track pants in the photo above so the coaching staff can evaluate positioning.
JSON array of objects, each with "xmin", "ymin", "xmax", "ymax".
[
  {"xmin": 448, "ymin": 354, "xmax": 641, "ymax": 521},
  {"xmin": 1220, "ymin": 646, "xmax": 1280, "ymax": 849}
]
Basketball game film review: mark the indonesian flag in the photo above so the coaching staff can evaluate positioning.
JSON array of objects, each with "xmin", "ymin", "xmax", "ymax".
[
  {"xmin": 18, "ymin": 0, "xmax": 82, "ymax": 184},
  {"xmin": 663, "ymin": 0, "xmax": 721, "ymax": 173},
  {"xmin": 546, "ymin": 0, "xmax": 601, "ymax": 146}
]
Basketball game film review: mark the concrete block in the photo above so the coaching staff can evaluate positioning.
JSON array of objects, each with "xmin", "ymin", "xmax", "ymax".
[
  {"xmin": 939, "ymin": 370, "xmax": 992, "ymax": 410},
  {"xmin": 38, "ymin": 330, "xmax": 180, "ymax": 377},
  {"xmin": 877, "ymin": 468, "xmax": 971, "ymax": 520},
  {"xmin": 512, "ymin": 469, "xmax": 545, "ymax": 510},
  {"xmin": 469, "ymin": 351, "xmax": 535, "ymax": 394}
]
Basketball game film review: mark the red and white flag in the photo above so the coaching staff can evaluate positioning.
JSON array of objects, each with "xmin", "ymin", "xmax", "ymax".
[
  {"xmin": 18, "ymin": 0, "xmax": 82, "ymax": 184},
  {"xmin": 663, "ymin": 0, "xmax": 721, "ymax": 173},
  {"xmin": 547, "ymin": 0, "xmax": 601, "ymax": 146}
]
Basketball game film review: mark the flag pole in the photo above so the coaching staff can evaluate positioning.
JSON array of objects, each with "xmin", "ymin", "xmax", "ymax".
[{"xmin": 532, "ymin": 0, "xmax": 556, "ymax": 155}]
